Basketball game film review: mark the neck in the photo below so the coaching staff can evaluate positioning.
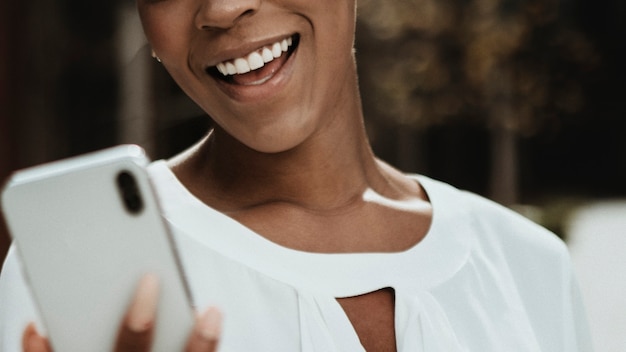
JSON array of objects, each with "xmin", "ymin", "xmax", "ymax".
[
  {"xmin": 170, "ymin": 70, "xmax": 406, "ymax": 213},
  {"xmin": 204, "ymin": 110, "xmax": 384, "ymax": 212}
]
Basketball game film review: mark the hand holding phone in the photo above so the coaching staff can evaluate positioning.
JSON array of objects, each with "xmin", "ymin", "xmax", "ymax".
[
  {"xmin": 22, "ymin": 275, "xmax": 224, "ymax": 352},
  {"xmin": 2, "ymin": 145, "xmax": 196, "ymax": 352}
]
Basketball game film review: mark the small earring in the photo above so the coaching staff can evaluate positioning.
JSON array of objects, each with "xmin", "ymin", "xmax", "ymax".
[{"xmin": 151, "ymin": 50, "xmax": 161, "ymax": 63}]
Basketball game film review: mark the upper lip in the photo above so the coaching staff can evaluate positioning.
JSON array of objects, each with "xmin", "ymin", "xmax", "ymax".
[{"xmin": 202, "ymin": 33, "xmax": 298, "ymax": 69}]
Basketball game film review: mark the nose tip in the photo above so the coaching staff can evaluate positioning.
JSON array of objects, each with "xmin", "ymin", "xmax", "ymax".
[{"xmin": 195, "ymin": 0, "xmax": 261, "ymax": 31}]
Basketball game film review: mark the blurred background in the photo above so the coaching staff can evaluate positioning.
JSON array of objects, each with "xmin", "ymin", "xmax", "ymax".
[{"xmin": 1, "ymin": 0, "xmax": 624, "ymax": 349}]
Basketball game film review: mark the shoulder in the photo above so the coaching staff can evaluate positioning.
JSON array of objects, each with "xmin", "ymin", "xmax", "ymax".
[
  {"xmin": 414, "ymin": 175, "xmax": 569, "ymax": 265},
  {"xmin": 415, "ymin": 175, "xmax": 576, "ymax": 303},
  {"xmin": 412, "ymin": 176, "xmax": 593, "ymax": 350}
]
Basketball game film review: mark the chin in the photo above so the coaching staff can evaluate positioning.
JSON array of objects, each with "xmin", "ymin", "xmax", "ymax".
[
  {"xmin": 244, "ymin": 135, "xmax": 304, "ymax": 154},
  {"xmin": 235, "ymin": 126, "xmax": 310, "ymax": 154}
]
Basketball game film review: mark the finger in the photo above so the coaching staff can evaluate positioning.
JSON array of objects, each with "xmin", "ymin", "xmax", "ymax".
[
  {"xmin": 186, "ymin": 307, "xmax": 223, "ymax": 352},
  {"xmin": 22, "ymin": 323, "xmax": 52, "ymax": 352},
  {"xmin": 115, "ymin": 274, "xmax": 160, "ymax": 352}
]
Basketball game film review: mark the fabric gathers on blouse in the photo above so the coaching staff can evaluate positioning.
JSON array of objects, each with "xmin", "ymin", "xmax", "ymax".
[{"xmin": 0, "ymin": 160, "xmax": 593, "ymax": 351}]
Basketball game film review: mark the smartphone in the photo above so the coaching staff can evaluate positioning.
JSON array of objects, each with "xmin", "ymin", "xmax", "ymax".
[{"xmin": 1, "ymin": 145, "xmax": 194, "ymax": 352}]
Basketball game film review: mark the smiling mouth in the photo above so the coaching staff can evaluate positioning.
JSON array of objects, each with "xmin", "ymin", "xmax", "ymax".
[{"xmin": 206, "ymin": 34, "xmax": 300, "ymax": 86}]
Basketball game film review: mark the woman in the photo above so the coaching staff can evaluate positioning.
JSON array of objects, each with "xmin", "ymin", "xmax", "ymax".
[{"xmin": 1, "ymin": 0, "xmax": 592, "ymax": 351}]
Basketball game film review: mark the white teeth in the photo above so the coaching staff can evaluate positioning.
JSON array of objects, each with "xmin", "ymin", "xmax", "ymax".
[
  {"xmin": 271, "ymin": 42, "xmax": 282, "ymax": 58},
  {"xmin": 216, "ymin": 62, "xmax": 227, "ymax": 76},
  {"xmin": 262, "ymin": 47, "xmax": 274, "ymax": 63},
  {"xmin": 248, "ymin": 52, "xmax": 264, "ymax": 70},
  {"xmin": 226, "ymin": 62, "xmax": 237, "ymax": 75},
  {"xmin": 213, "ymin": 36, "xmax": 295, "ymax": 77},
  {"xmin": 234, "ymin": 58, "xmax": 251, "ymax": 74}
]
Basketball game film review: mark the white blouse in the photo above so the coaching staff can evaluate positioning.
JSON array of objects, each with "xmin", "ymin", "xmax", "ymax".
[{"xmin": 0, "ymin": 161, "xmax": 593, "ymax": 351}]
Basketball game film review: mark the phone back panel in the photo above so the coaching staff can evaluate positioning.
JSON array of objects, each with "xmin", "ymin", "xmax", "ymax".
[{"xmin": 1, "ymin": 145, "xmax": 193, "ymax": 352}]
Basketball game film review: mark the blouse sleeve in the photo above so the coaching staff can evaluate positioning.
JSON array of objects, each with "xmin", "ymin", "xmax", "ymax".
[{"xmin": 0, "ymin": 245, "xmax": 44, "ymax": 352}]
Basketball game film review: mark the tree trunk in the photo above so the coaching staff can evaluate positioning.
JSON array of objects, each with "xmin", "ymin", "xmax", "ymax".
[
  {"xmin": 489, "ymin": 126, "xmax": 519, "ymax": 206},
  {"xmin": 487, "ymin": 67, "xmax": 519, "ymax": 206},
  {"xmin": 116, "ymin": 3, "xmax": 156, "ymax": 156}
]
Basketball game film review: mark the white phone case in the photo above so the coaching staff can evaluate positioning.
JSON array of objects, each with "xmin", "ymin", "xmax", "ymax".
[{"xmin": 1, "ymin": 145, "xmax": 194, "ymax": 352}]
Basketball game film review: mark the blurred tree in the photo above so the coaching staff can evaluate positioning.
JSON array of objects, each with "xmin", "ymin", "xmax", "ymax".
[{"xmin": 356, "ymin": 0, "xmax": 599, "ymax": 205}]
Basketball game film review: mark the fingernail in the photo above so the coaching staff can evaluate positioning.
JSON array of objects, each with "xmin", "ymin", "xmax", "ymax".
[
  {"xmin": 198, "ymin": 307, "xmax": 222, "ymax": 340},
  {"xmin": 127, "ymin": 274, "xmax": 160, "ymax": 332}
]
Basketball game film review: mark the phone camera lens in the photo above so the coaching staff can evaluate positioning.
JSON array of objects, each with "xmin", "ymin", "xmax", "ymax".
[{"xmin": 116, "ymin": 171, "xmax": 144, "ymax": 215}]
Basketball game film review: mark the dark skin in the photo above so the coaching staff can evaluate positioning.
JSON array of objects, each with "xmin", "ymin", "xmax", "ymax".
[
  {"xmin": 24, "ymin": 0, "xmax": 433, "ymax": 350},
  {"xmin": 166, "ymin": 106, "xmax": 432, "ymax": 352}
]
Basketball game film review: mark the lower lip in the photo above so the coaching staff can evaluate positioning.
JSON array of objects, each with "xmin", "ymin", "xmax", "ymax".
[{"xmin": 212, "ymin": 44, "xmax": 298, "ymax": 103}]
